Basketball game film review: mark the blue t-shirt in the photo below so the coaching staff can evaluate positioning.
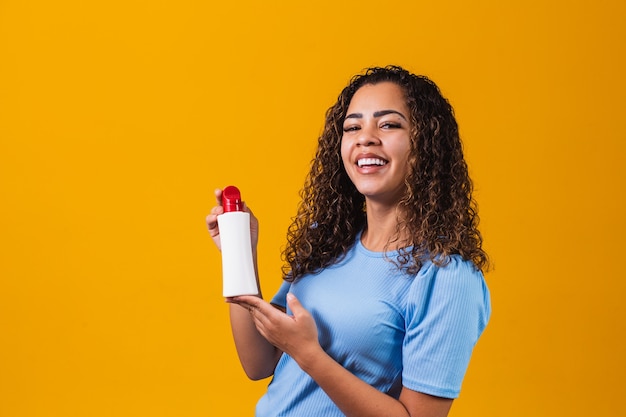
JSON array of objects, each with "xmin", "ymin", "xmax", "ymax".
[{"xmin": 256, "ymin": 238, "xmax": 491, "ymax": 417}]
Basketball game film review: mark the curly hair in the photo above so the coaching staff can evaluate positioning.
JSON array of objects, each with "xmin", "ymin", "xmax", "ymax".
[{"xmin": 282, "ymin": 65, "xmax": 489, "ymax": 281}]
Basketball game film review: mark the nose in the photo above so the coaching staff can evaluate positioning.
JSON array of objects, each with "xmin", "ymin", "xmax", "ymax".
[{"xmin": 356, "ymin": 124, "xmax": 381, "ymax": 147}]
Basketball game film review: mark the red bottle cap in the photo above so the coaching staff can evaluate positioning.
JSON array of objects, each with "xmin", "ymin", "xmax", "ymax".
[{"xmin": 222, "ymin": 186, "xmax": 244, "ymax": 212}]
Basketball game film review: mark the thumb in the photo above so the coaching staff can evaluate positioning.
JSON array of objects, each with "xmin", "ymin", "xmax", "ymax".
[{"xmin": 286, "ymin": 293, "xmax": 305, "ymax": 317}]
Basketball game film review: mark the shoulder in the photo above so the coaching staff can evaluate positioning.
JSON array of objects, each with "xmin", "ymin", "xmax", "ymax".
[
  {"xmin": 420, "ymin": 254, "xmax": 482, "ymax": 277},
  {"xmin": 406, "ymin": 255, "xmax": 491, "ymax": 326},
  {"xmin": 416, "ymin": 255, "xmax": 486, "ymax": 294}
]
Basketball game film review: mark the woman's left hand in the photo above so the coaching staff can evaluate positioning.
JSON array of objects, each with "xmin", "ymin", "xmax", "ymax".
[{"xmin": 227, "ymin": 293, "xmax": 321, "ymax": 363}]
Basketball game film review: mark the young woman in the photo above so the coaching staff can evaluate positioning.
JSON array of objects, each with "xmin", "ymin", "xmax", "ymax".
[{"xmin": 206, "ymin": 65, "xmax": 491, "ymax": 417}]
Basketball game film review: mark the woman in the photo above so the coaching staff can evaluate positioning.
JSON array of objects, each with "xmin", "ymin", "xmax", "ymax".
[{"xmin": 206, "ymin": 65, "xmax": 491, "ymax": 417}]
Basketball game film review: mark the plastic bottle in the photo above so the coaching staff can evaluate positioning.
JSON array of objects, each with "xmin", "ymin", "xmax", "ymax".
[{"xmin": 217, "ymin": 186, "xmax": 259, "ymax": 297}]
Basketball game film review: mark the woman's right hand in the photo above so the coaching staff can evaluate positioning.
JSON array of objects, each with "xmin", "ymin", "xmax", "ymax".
[{"xmin": 206, "ymin": 188, "xmax": 259, "ymax": 251}]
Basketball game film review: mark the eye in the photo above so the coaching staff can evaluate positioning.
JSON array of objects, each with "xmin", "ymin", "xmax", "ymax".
[
  {"xmin": 380, "ymin": 122, "xmax": 401, "ymax": 129},
  {"xmin": 343, "ymin": 125, "xmax": 360, "ymax": 132}
]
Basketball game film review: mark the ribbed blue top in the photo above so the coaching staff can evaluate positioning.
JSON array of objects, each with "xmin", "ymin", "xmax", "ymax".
[{"xmin": 257, "ymin": 238, "xmax": 491, "ymax": 416}]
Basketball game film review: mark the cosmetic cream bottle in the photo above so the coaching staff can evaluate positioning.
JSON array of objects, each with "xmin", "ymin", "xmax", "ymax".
[{"xmin": 217, "ymin": 186, "xmax": 259, "ymax": 297}]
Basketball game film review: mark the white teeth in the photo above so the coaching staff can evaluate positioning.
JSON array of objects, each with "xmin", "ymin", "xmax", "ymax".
[{"xmin": 357, "ymin": 158, "xmax": 386, "ymax": 167}]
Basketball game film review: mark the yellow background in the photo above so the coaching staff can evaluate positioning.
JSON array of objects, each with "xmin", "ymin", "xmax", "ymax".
[{"xmin": 1, "ymin": 0, "xmax": 624, "ymax": 416}]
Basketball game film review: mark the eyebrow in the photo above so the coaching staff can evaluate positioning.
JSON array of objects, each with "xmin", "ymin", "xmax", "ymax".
[{"xmin": 344, "ymin": 110, "xmax": 407, "ymax": 121}]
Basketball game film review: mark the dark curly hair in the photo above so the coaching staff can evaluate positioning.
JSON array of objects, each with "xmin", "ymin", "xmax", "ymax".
[{"xmin": 282, "ymin": 65, "xmax": 488, "ymax": 281}]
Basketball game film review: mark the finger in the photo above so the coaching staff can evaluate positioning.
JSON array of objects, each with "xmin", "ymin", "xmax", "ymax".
[
  {"xmin": 206, "ymin": 214, "xmax": 215, "ymax": 229},
  {"xmin": 227, "ymin": 297, "xmax": 260, "ymax": 312},
  {"xmin": 225, "ymin": 298, "xmax": 251, "ymax": 309},
  {"xmin": 234, "ymin": 297, "xmax": 278, "ymax": 324},
  {"xmin": 286, "ymin": 293, "xmax": 305, "ymax": 317},
  {"xmin": 233, "ymin": 295, "xmax": 263, "ymax": 308},
  {"xmin": 210, "ymin": 205, "xmax": 224, "ymax": 216},
  {"xmin": 228, "ymin": 302, "xmax": 257, "ymax": 319},
  {"xmin": 206, "ymin": 214, "xmax": 220, "ymax": 234},
  {"xmin": 206, "ymin": 205, "xmax": 224, "ymax": 232},
  {"xmin": 214, "ymin": 188, "xmax": 223, "ymax": 206}
]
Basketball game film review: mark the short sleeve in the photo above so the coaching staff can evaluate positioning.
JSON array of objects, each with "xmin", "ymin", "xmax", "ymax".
[
  {"xmin": 402, "ymin": 256, "xmax": 491, "ymax": 398},
  {"xmin": 270, "ymin": 280, "xmax": 291, "ymax": 309}
]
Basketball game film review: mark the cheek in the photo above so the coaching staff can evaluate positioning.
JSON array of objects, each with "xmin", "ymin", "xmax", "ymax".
[{"xmin": 397, "ymin": 138, "xmax": 412, "ymax": 163}]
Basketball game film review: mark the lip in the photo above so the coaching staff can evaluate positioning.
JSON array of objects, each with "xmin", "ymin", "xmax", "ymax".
[{"xmin": 354, "ymin": 152, "xmax": 389, "ymax": 172}]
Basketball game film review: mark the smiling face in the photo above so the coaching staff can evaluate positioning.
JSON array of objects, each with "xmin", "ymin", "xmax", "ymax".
[{"xmin": 341, "ymin": 82, "xmax": 412, "ymax": 206}]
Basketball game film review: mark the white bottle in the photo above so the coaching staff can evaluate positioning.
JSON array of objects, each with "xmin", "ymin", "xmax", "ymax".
[{"xmin": 217, "ymin": 186, "xmax": 259, "ymax": 297}]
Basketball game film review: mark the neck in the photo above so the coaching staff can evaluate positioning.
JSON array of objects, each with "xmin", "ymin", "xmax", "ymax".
[{"xmin": 360, "ymin": 201, "xmax": 410, "ymax": 252}]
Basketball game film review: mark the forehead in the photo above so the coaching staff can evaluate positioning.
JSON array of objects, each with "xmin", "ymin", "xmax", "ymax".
[{"xmin": 347, "ymin": 82, "xmax": 408, "ymax": 112}]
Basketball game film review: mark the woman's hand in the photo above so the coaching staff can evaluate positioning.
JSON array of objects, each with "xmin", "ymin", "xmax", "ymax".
[
  {"xmin": 228, "ymin": 294, "xmax": 321, "ymax": 364},
  {"xmin": 231, "ymin": 294, "xmax": 453, "ymax": 417},
  {"xmin": 206, "ymin": 188, "xmax": 259, "ymax": 251}
]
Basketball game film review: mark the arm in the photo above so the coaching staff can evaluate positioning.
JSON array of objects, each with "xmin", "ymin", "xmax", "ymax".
[
  {"xmin": 228, "ymin": 299, "xmax": 284, "ymax": 380},
  {"xmin": 231, "ymin": 294, "xmax": 453, "ymax": 417},
  {"xmin": 299, "ymin": 348, "xmax": 452, "ymax": 417},
  {"xmin": 206, "ymin": 188, "xmax": 283, "ymax": 380}
]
